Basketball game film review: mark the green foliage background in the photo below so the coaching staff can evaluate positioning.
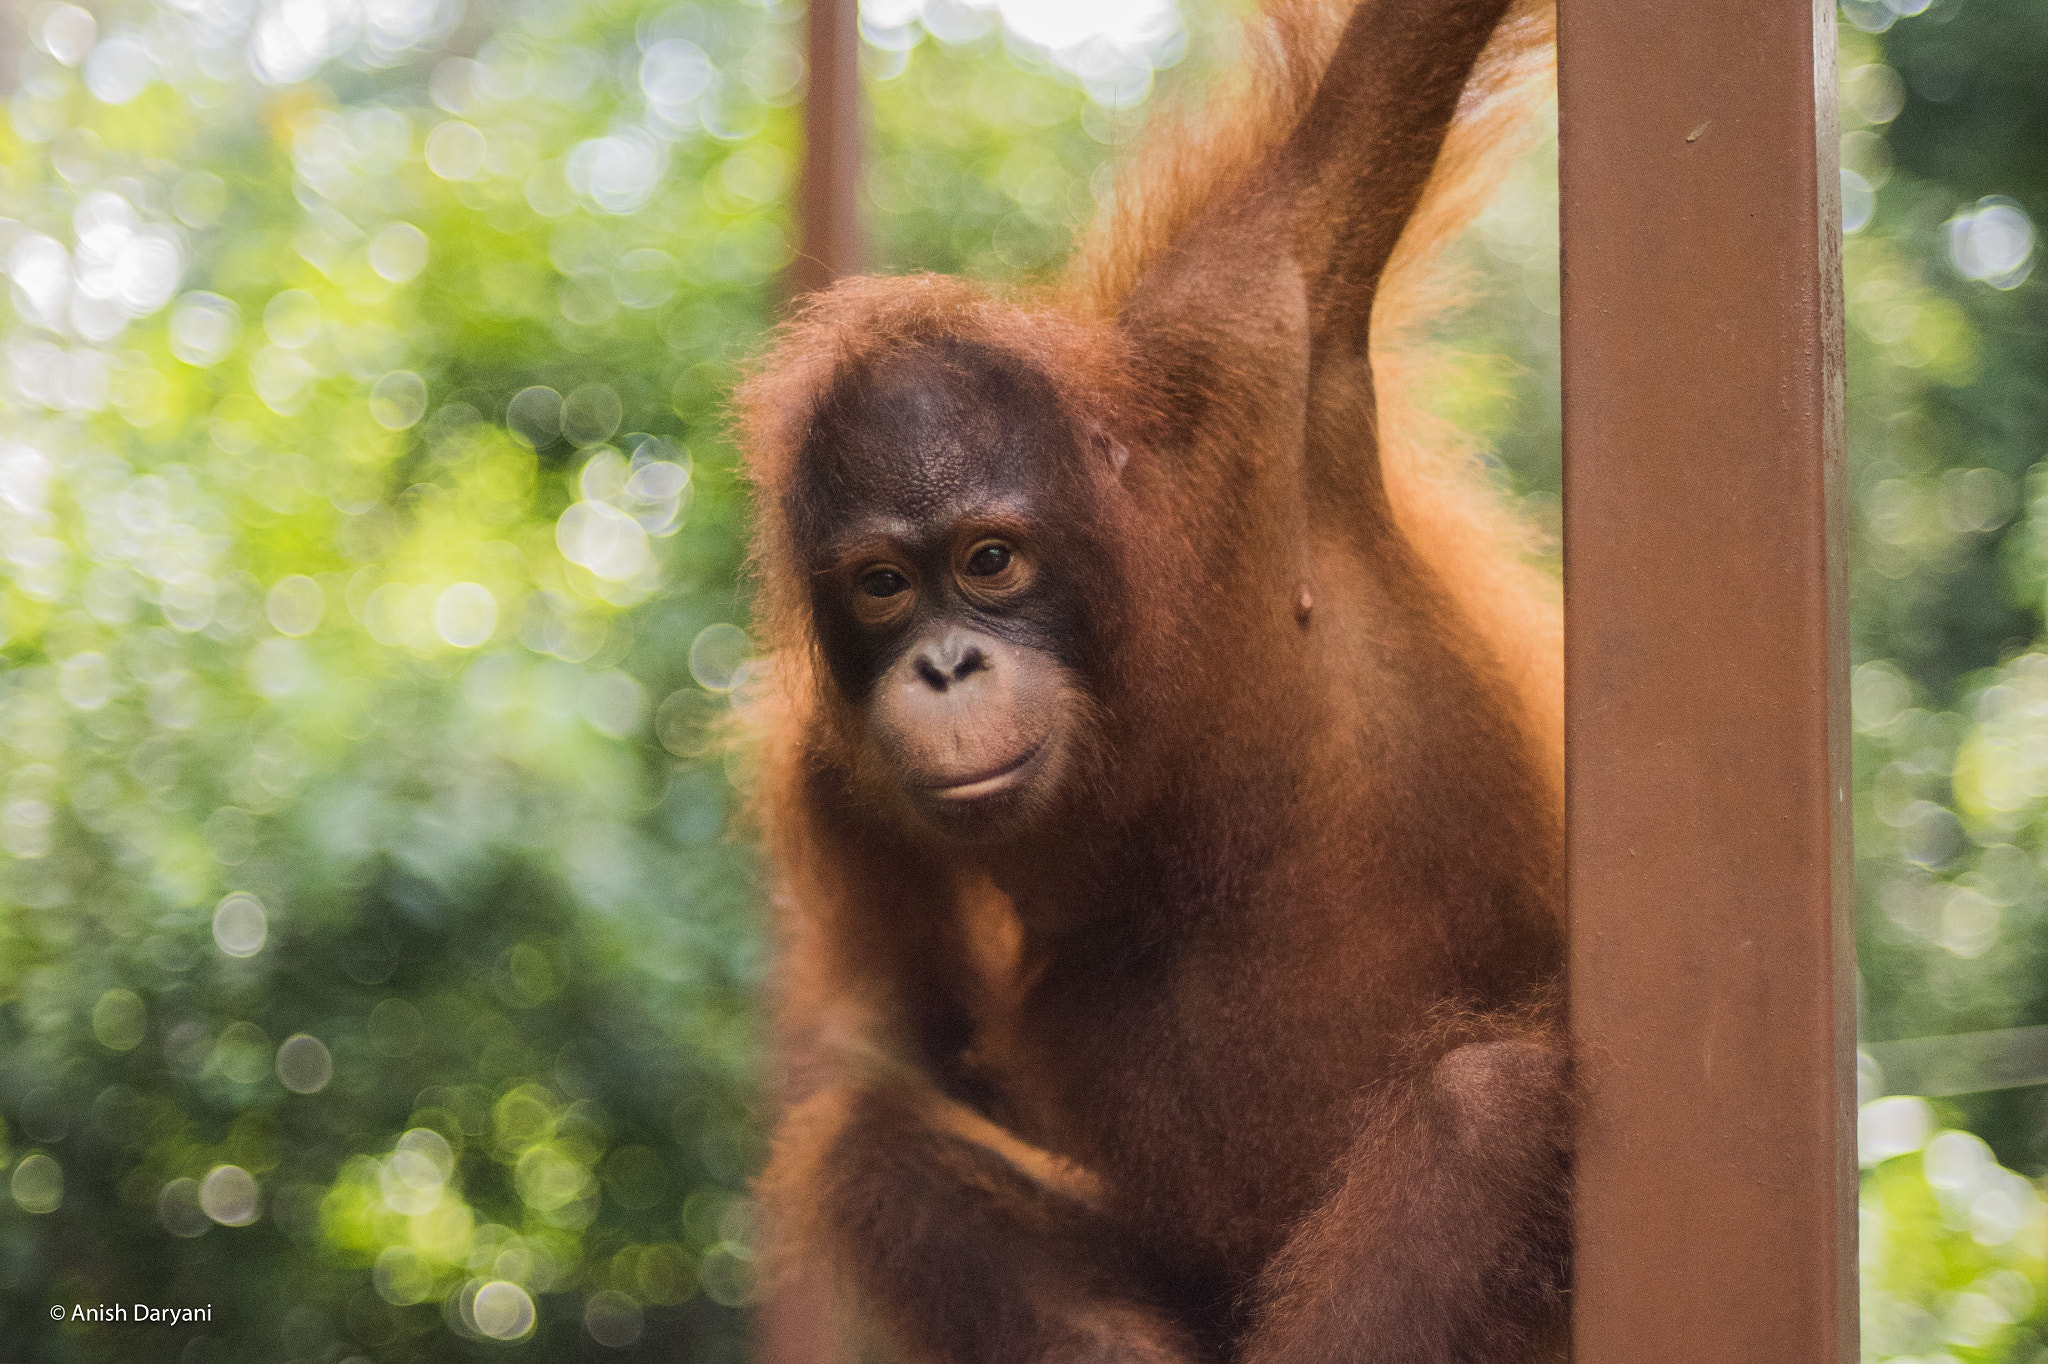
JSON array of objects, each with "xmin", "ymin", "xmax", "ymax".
[{"xmin": 0, "ymin": 0, "xmax": 2043, "ymax": 1360}]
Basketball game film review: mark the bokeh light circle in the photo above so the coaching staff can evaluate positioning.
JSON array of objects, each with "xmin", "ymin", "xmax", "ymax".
[
  {"xmin": 472, "ymin": 1281, "xmax": 536, "ymax": 1340},
  {"xmin": 375, "ymin": 1246, "xmax": 435, "ymax": 1305},
  {"xmin": 425, "ymin": 121, "xmax": 487, "ymax": 180},
  {"xmin": 434, "ymin": 583, "xmax": 499, "ymax": 648},
  {"xmin": 157, "ymin": 1178, "xmax": 208, "ymax": 1237},
  {"xmin": 92, "ymin": 989, "xmax": 146, "ymax": 1051},
  {"xmin": 1859, "ymin": 1095, "xmax": 1934, "ymax": 1167},
  {"xmin": 276, "ymin": 1034, "xmax": 334, "ymax": 1094},
  {"xmin": 688, "ymin": 624, "xmax": 751, "ymax": 692},
  {"xmin": 199, "ymin": 1165, "xmax": 260, "ymax": 1226},
  {"xmin": 11, "ymin": 1154, "xmax": 63, "ymax": 1214},
  {"xmin": 507, "ymin": 386, "xmax": 562, "ymax": 447},
  {"xmin": 584, "ymin": 1290, "xmax": 644, "ymax": 1347},
  {"xmin": 212, "ymin": 892, "xmax": 268, "ymax": 958},
  {"xmin": 167, "ymin": 293, "xmax": 240, "ymax": 367},
  {"xmin": 40, "ymin": 4, "xmax": 95, "ymax": 65},
  {"xmin": 370, "ymin": 371, "xmax": 429, "ymax": 430},
  {"xmin": 266, "ymin": 575, "xmax": 326, "ymax": 636},
  {"xmin": 368, "ymin": 222, "xmax": 429, "ymax": 283},
  {"xmin": 562, "ymin": 383, "xmax": 622, "ymax": 447},
  {"xmin": 84, "ymin": 36, "xmax": 154, "ymax": 105},
  {"xmin": 1947, "ymin": 197, "xmax": 2036, "ymax": 291},
  {"xmin": 557, "ymin": 502, "xmax": 652, "ymax": 581}
]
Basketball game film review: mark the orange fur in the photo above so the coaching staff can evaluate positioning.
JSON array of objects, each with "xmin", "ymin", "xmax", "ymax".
[
  {"xmin": 733, "ymin": 1, "xmax": 1569, "ymax": 1360},
  {"xmin": 1067, "ymin": 0, "xmax": 1562, "ymax": 798}
]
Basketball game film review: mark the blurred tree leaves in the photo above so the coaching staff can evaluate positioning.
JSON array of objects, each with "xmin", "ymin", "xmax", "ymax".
[
  {"xmin": 0, "ymin": 0, "xmax": 796, "ymax": 1357},
  {"xmin": 1839, "ymin": 0, "xmax": 2048, "ymax": 1198}
]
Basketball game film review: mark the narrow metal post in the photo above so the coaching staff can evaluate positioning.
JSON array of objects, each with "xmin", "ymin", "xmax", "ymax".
[
  {"xmin": 1559, "ymin": 1, "xmax": 1855, "ymax": 1360},
  {"xmin": 791, "ymin": 0, "xmax": 864, "ymax": 299}
]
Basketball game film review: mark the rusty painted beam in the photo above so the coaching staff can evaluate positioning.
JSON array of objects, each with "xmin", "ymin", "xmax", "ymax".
[
  {"xmin": 1559, "ymin": 0, "xmax": 1855, "ymax": 1360},
  {"xmin": 790, "ymin": 0, "xmax": 864, "ymax": 300}
]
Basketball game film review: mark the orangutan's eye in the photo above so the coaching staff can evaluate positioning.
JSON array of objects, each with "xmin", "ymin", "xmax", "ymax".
[
  {"xmin": 862, "ymin": 568, "xmax": 910, "ymax": 598},
  {"xmin": 965, "ymin": 543, "xmax": 1012, "ymax": 577}
]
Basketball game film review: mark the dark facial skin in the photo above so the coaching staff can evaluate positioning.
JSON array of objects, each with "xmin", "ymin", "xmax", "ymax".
[{"xmin": 788, "ymin": 340, "xmax": 1105, "ymax": 835}]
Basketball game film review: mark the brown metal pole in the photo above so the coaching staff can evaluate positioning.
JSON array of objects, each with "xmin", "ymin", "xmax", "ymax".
[
  {"xmin": 790, "ymin": 0, "xmax": 864, "ymax": 299},
  {"xmin": 1560, "ymin": 0, "xmax": 1854, "ymax": 1360}
]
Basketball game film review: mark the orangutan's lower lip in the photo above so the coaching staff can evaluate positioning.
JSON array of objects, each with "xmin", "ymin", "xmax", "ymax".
[{"xmin": 924, "ymin": 746, "xmax": 1040, "ymax": 800}]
